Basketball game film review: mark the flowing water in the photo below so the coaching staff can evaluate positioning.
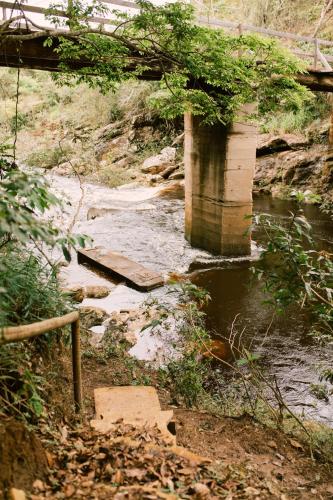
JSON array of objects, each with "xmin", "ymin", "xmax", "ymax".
[{"xmin": 48, "ymin": 173, "xmax": 333, "ymax": 425}]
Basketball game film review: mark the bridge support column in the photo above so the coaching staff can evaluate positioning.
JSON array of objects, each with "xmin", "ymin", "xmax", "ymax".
[{"xmin": 184, "ymin": 106, "xmax": 257, "ymax": 256}]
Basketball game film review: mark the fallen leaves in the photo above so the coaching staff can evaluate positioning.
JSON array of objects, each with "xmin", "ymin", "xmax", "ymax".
[
  {"xmin": 289, "ymin": 439, "xmax": 304, "ymax": 452},
  {"xmin": 31, "ymin": 423, "xmax": 222, "ymax": 499}
]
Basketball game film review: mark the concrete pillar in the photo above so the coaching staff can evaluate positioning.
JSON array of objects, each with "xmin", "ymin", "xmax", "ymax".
[{"xmin": 184, "ymin": 106, "xmax": 257, "ymax": 256}]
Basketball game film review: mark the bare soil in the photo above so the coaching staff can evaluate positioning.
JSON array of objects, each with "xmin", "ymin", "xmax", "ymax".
[
  {"xmin": 175, "ymin": 410, "xmax": 333, "ymax": 499},
  {"xmin": 0, "ymin": 419, "xmax": 47, "ymax": 498},
  {"xmin": 1, "ymin": 349, "xmax": 333, "ymax": 499}
]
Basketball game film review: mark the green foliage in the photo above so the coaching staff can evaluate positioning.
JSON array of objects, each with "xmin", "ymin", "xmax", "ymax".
[
  {"xmin": 0, "ymin": 246, "xmax": 72, "ymax": 420},
  {"xmin": 260, "ymin": 93, "xmax": 331, "ymax": 134},
  {"xmin": 252, "ymin": 212, "xmax": 333, "ymax": 340},
  {"xmin": 10, "ymin": 112, "xmax": 29, "ymax": 133},
  {"xmin": 26, "ymin": 144, "xmax": 74, "ymax": 169},
  {"xmin": 163, "ymin": 353, "xmax": 208, "ymax": 407},
  {"xmin": 158, "ymin": 282, "xmax": 212, "ymax": 407},
  {"xmin": 0, "ymin": 245, "xmax": 70, "ymax": 327},
  {"xmin": 45, "ymin": 1, "xmax": 310, "ymax": 125},
  {"xmin": 310, "ymin": 383, "xmax": 330, "ymax": 402},
  {"xmin": 0, "ymin": 166, "xmax": 89, "ymax": 258},
  {"xmin": 0, "ymin": 343, "xmax": 45, "ymax": 420}
]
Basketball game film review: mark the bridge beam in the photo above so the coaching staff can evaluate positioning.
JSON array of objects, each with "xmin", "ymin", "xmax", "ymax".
[{"xmin": 184, "ymin": 106, "xmax": 257, "ymax": 256}]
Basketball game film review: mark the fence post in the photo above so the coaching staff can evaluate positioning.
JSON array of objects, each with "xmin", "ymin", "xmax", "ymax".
[
  {"xmin": 2, "ymin": 7, "xmax": 7, "ymax": 20},
  {"xmin": 71, "ymin": 319, "xmax": 82, "ymax": 413}
]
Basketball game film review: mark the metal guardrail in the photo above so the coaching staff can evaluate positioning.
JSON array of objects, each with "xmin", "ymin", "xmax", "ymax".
[
  {"xmin": 0, "ymin": 311, "xmax": 82, "ymax": 413},
  {"xmin": 0, "ymin": 0, "xmax": 332, "ymax": 70}
]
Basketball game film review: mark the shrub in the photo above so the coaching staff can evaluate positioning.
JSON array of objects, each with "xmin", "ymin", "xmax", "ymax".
[
  {"xmin": 26, "ymin": 144, "xmax": 74, "ymax": 169},
  {"xmin": 260, "ymin": 93, "xmax": 331, "ymax": 134},
  {"xmin": 0, "ymin": 245, "xmax": 70, "ymax": 327},
  {"xmin": 0, "ymin": 246, "xmax": 73, "ymax": 420}
]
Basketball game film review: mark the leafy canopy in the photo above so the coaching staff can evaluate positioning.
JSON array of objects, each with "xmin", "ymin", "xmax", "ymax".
[{"xmin": 41, "ymin": 0, "xmax": 312, "ymax": 124}]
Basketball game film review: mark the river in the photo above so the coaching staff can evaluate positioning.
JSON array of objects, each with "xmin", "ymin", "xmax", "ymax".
[{"xmin": 48, "ymin": 173, "xmax": 333, "ymax": 425}]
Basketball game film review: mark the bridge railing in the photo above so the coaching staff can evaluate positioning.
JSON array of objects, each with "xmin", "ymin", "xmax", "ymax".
[{"xmin": 1, "ymin": 0, "xmax": 332, "ymax": 71}]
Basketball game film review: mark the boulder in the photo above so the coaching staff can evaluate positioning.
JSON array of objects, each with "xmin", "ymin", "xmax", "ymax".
[
  {"xmin": 9, "ymin": 489, "xmax": 26, "ymax": 500},
  {"xmin": 257, "ymin": 134, "xmax": 308, "ymax": 157},
  {"xmin": 113, "ymin": 156, "xmax": 133, "ymax": 169},
  {"xmin": 85, "ymin": 285, "xmax": 111, "ymax": 299},
  {"xmin": 255, "ymin": 144, "xmax": 328, "ymax": 196},
  {"xmin": 169, "ymin": 171, "xmax": 184, "ymax": 180},
  {"xmin": 157, "ymin": 180, "xmax": 185, "ymax": 197},
  {"xmin": 160, "ymin": 164, "xmax": 179, "ymax": 179},
  {"xmin": 52, "ymin": 162, "xmax": 72, "ymax": 176},
  {"xmin": 96, "ymin": 120, "xmax": 126, "ymax": 141},
  {"xmin": 141, "ymin": 147, "xmax": 176, "ymax": 174},
  {"xmin": 149, "ymin": 174, "xmax": 163, "ymax": 183},
  {"xmin": 79, "ymin": 306, "xmax": 109, "ymax": 329},
  {"xmin": 61, "ymin": 285, "xmax": 85, "ymax": 303}
]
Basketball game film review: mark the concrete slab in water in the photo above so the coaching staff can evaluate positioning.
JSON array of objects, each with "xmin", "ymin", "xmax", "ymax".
[
  {"xmin": 77, "ymin": 248, "xmax": 164, "ymax": 291},
  {"xmin": 90, "ymin": 386, "xmax": 174, "ymax": 442}
]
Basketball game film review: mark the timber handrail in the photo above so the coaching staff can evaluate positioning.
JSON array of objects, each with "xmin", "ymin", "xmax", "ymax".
[
  {"xmin": 1, "ymin": 1, "xmax": 333, "ymax": 46},
  {"xmin": 0, "ymin": 311, "xmax": 82, "ymax": 413},
  {"xmin": 1, "ymin": 1, "xmax": 333, "ymax": 71}
]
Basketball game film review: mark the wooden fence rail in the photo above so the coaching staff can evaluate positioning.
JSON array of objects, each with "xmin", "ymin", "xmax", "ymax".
[
  {"xmin": 0, "ymin": 311, "xmax": 82, "ymax": 413},
  {"xmin": 1, "ymin": 0, "xmax": 333, "ymax": 70}
]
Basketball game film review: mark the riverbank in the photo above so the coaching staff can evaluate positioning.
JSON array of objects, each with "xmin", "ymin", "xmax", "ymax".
[{"xmin": 2, "ymin": 336, "xmax": 333, "ymax": 499}]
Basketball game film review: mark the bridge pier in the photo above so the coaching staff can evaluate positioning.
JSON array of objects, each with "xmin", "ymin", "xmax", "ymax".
[{"xmin": 184, "ymin": 106, "xmax": 257, "ymax": 256}]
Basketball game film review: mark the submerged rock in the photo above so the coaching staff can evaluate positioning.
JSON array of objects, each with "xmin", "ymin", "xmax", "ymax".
[{"xmin": 87, "ymin": 203, "xmax": 155, "ymax": 220}]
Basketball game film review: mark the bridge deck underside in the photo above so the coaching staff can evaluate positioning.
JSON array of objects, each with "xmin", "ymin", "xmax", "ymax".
[{"xmin": 1, "ymin": 35, "xmax": 333, "ymax": 91}]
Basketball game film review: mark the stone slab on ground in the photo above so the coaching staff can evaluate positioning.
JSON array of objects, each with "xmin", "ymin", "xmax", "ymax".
[
  {"xmin": 77, "ymin": 248, "xmax": 164, "ymax": 291},
  {"xmin": 90, "ymin": 386, "xmax": 175, "ymax": 442}
]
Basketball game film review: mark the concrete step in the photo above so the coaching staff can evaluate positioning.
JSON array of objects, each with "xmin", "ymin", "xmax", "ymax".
[{"xmin": 90, "ymin": 386, "xmax": 175, "ymax": 443}]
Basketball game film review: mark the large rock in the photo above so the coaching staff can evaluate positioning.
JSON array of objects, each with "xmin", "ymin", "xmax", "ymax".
[
  {"xmin": 169, "ymin": 171, "xmax": 184, "ymax": 180},
  {"xmin": 160, "ymin": 164, "xmax": 179, "ymax": 179},
  {"xmin": 254, "ymin": 144, "xmax": 328, "ymax": 195},
  {"xmin": 157, "ymin": 180, "xmax": 185, "ymax": 197},
  {"xmin": 257, "ymin": 134, "xmax": 308, "ymax": 157},
  {"xmin": 85, "ymin": 285, "xmax": 111, "ymax": 299},
  {"xmin": 141, "ymin": 147, "xmax": 176, "ymax": 174},
  {"xmin": 96, "ymin": 120, "xmax": 126, "ymax": 141},
  {"xmin": 79, "ymin": 306, "xmax": 109, "ymax": 329},
  {"xmin": 61, "ymin": 285, "xmax": 85, "ymax": 303},
  {"xmin": 52, "ymin": 162, "xmax": 72, "ymax": 176}
]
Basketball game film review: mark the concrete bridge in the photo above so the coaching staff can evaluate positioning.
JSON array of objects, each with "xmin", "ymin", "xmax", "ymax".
[{"xmin": 1, "ymin": 0, "xmax": 333, "ymax": 256}]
